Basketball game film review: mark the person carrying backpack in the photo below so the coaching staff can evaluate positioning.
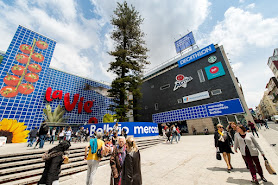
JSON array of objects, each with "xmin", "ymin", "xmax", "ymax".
[
  {"xmin": 84, "ymin": 132, "xmax": 104, "ymax": 185},
  {"xmin": 38, "ymin": 121, "xmax": 49, "ymax": 149}
]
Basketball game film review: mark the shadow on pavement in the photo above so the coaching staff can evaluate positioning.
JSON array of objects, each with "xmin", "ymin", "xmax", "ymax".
[
  {"xmin": 226, "ymin": 177, "xmax": 275, "ymax": 185},
  {"xmin": 207, "ymin": 167, "xmax": 249, "ymax": 173}
]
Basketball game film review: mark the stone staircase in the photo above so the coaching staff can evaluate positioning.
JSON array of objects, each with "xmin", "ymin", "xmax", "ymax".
[{"xmin": 0, "ymin": 137, "xmax": 164, "ymax": 185}]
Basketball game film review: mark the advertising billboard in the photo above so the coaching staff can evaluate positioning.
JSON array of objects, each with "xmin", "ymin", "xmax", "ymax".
[
  {"xmin": 83, "ymin": 122, "xmax": 159, "ymax": 137},
  {"xmin": 152, "ymin": 98, "xmax": 244, "ymax": 123},
  {"xmin": 177, "ymin": 44, "xmax": 216, "ymax": 68},
  {"xmin": 174, "ymin": 32, "xmax": 196, "ymax": 53},
  {"xmin": 0, "ymin": 26, "xmax": 114, "ymax": 143},
  {"xmin": 183, "ymin": 91, "xmax": 210, "ymax": 104},
  {"xmin": 138, "ymin": 45, "xmax": 244, "ymax": 123},
  {"xmin": 205, "ymin": 62, "xmax": 226, "ymax": 80}
]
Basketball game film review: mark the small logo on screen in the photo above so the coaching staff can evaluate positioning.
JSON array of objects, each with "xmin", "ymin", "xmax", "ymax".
[
  {"xmin": 210, "ymin": 66, "xmax": 219, "ymax": 74},
  {"xmin": 176, "ymin": 74, "xmax": 184, "ymax": 81}
]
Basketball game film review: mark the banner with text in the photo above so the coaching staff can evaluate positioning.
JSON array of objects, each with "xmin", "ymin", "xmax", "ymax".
[
  {"xmin": 177, "ymin": 44, "xmax": 216, "ymax": 68},
  {"xmin": 83, "ymin": 122, "xmax": 159, "ymax": 137}
]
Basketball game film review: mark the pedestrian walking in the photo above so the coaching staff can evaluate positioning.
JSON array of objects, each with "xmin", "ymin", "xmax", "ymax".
[
  {"xmin": 177, "ymin": 126, "xmax": 181, "ymax": 141},
  {"xmin": 27, "ymin": 126, "xmax": 38, "ymax": 147},
  {"xmin": 50, "ymin": 127, "xmax": 56, "ymax": 144},
  {"xmin": 234, "ymin": 125, "xmax": 267, "ymax": 184},
  {"xmin": 112, "ymin": 132, "xmax": 118, "ymax": 146},
  {"xmin": 263, "ymin": 120, "xmax": 269, "ymax": 129},
  {"xmin": 255, "ymin": 119, "xmax": 261, "ymax": 129},
  {"xmin": 122, "ymin": 137, "xmax": 142, "ymax": 185},
  {"xmin": 58, "ymin": 128, "xmax": 65, "ymax": 143},
  {"xmin": 192, "ymin": 127, "xmax": 197, "ymax": 135},
  {"xmin": 84, "ymin": 132, "xmax": 105, "ymax": 185},
  {"xmin": 38, "ymin": 140, "xmax": 71, "ymax": 185},
  {"xmin": 85, "ymin": 128, "xmax": 89, "ymax": 142},
  {"xmin": 204, "ymin": 127, "xmax": 209, "ymax": 135},
  {"xmin": 214, "ymin": 124, "xmax": 233, "ymax": 173},
  {"xmin": 226, "ymin": 122, "xmax": 237, "ymax": 141},
  {"xmin": 38, "ymin": 121, "xmax": 49, "ymax": 149},
  {"xmin": 110, "ymin": 136, "xmax": 126, "ymax": 185},
  {"xmin": 113, "ymin": 122, "xmax": 119, "ymax": 135},
  {"xmin": 165, "ymin": 126, "xmax": 171, "ymax": 143},
  {"xmin": 248, "ymin": 121, "xmax": 259, "ymax": 138},
  {"xmin": 170, "ymin": 125, "xmax": 178, "ymax": 144},
  {"xmin": 65, "ymin": 127, "xmax": 72, "ymax": 141}
]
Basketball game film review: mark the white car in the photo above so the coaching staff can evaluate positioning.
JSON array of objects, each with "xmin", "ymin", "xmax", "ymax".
[{"xmin": 271, "ymin": 115, "xmax": 278, "ymax": 123}]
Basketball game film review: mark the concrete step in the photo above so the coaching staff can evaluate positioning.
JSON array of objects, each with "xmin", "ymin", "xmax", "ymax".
[{"xmin": 0, "ymin": 137, "xmax": 163, "ymax": 184}]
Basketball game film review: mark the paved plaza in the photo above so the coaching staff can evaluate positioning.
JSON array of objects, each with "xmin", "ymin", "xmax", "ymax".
[{"xmin": 61, "ymin": 124, "xmax": 278, "ymax": 185}]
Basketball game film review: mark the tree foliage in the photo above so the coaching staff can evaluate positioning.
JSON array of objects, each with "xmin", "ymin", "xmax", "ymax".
[{"xmin": 108, "ymin": 1, "xmax": 149, "ymax": 121}]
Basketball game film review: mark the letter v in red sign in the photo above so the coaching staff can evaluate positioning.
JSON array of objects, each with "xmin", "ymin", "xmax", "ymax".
[{"xmin": 64, "ymin": 93, "xmax": 79, "ymax": 111}]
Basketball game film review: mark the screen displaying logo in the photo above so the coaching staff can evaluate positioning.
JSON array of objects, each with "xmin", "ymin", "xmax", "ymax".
[
  {"xmin": 175, "ymin": 32, "xmax": 196, "ymax": 53},
  {"xmin": 205, "ymin": 62, "xmax": 225, "ymax": 80},
  {"xmin": 173, "ymin": 74, "xmax": 193, "ymax": 91},
  {"xmin": 208, "ymin": 55, "xmax": 217, "ymax": 64},
  {"xmin": 210, "ymin": 66, "xmax": 219, "ymax": 74}
]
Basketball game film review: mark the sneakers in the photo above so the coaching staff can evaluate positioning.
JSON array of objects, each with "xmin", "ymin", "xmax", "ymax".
[
  {"xmin": 251, "ymin": 179, "xmax": 259, "ymax": 184},
  {"xmin": 261, "ymin": 176, "xmax": 267, "ymax": 182}
]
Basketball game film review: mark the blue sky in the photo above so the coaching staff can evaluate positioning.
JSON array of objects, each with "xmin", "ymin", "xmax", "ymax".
[{"xmin": 0, "ymin": 0, "xmax": 278, "ymax": 109}]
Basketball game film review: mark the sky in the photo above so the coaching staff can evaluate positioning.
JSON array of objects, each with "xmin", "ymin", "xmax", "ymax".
[{"xmin": 0, "ymin": 0, "xmax": 278, "ymax": 109}]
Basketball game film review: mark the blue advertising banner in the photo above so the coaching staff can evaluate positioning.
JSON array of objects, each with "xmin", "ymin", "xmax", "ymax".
[
  {"xmin": 175, "ymin": 32, "xmax": 196, "ymax": 53},
  {"xmin": 204, "ymin": 62, "xmax": 226, "ymax": 80},
  {"xmin": 206, "ymin": 98, "xmax": 244, "ymax": 117},
  {"xmin": 152, "ymin": 98, "xmax": 245, "ymax": 123},
  {"xmin": 83, "ymin": 122, "xmax": 159, "ymax": 137},
  {"xmin": 177, "ymin": 44, "xmax": 216, "ymax": 68}
]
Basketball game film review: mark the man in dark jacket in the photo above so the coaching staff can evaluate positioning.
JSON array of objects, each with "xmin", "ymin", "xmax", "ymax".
[
  {"xmin": 38, "ymin": 121, "xmax": 49, "ymax": 148},
  {"xmin": 27, "ymin": 126, "xmax": 38, "ymax": 147}
]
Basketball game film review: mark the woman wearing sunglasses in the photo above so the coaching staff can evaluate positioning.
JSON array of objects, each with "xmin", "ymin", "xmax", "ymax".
[{"xmin": 214, "ymin": 124, "xmax": 233, "ymax": 173}]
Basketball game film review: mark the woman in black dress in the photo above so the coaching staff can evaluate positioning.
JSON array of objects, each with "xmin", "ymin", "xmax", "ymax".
[{"xmin": 214, "ymin": 124, "xmax": 233, "ymax": 173}]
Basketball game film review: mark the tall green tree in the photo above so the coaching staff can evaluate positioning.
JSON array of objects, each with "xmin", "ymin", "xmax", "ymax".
[{"xmin": 108, "ymin": 1, "xmax": 149, "ymax": 122}]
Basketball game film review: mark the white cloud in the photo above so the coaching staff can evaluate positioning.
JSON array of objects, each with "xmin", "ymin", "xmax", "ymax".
[
  {"xmin": 231, "ymin": 62, "xmax": 243, "ymax": 71},
  {"xmin": 0, "ymin": 0, "xmax": 109, "ymax": 83},
  {"xmin": 207, "ymin": 7, "xmax": 278, "ymax": 108},
  {"xmin": 246, "ymin": 3, "xmax": 255, "ymax": 9},
  {"xmin": 239, "ymin": 0, "xmax": 245, "ymax": 3},
  {"xmin": 91, "ymin": 0, "xmax": 211, "ymax": 70}
]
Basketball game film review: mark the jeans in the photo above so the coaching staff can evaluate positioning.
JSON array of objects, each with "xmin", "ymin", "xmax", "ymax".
[
  {"xmin": 86, "ymin": 160, "xmax": 100, "ymax": 185},
  {"xmin": 177, "ymin": 133, "xmax": 181, "ymax": 141},
  {"xmin": 39, "ymin": 135, "xmax": 46, "ymax": 148},
  {"xmin": 50, "ymin": 135, "xmax": 55, "ymax": 144},
  {"xmin": 66, "ymin": 135, "xmax": 71, "ymax": 141},
  {"xmin": 251, "ymin": 129, "xmax": 259, "ymax": 137},
  {"xmin": 171, "ymin": 133, "xmax": 178, "ymax": 144},
  {"xmin": 28, "ymin": 137, "xmax": 36, "ymax": 147}
]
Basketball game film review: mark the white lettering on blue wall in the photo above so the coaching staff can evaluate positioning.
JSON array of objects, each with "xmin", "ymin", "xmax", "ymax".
[{"xmin": 177, "ymin": 44, "xmax": 216, "ymax": 68}]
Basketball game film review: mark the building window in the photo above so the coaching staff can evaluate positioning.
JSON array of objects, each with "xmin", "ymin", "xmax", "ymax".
[
  {"xmin": 197, "ymin": 69, "xmax": 205, "ymax": 82},
  {"xmin": 211, "ymin": 89, "xmax": 222, "ymax": 95},
  {"xmin": 177, "ymin": 99, "xmax": 182, "ymax": 104},
  {"xmin": 155, "ymin": 103, "xmax": 158, "ymax": 110},
  {"xmin": 160, "ymin": 84, "xmax": 170, "ymax": 90},
  {"xmin": 151, "ymin": 85, "xmax": 154, "ymax": 88}
]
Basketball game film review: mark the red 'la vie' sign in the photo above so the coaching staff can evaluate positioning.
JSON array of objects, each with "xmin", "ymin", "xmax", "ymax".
[{"xmin": 45, "ymin": 87, "xmax": 94, "ymax": 113}]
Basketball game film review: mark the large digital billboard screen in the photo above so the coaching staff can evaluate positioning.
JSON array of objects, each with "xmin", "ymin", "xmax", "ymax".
[{"xmin": 174, "ymin": 32, "xmax": 196, "ymax": 53}]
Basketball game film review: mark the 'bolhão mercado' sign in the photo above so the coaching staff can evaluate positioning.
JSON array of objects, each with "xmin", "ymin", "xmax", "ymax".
[
  {"xmin": 177, "ymin": 44, "xmax": 216, "ymax": 68},
  {"xmin": 84, "ymin": 122, "xmax": 159, "ymax": 137}
]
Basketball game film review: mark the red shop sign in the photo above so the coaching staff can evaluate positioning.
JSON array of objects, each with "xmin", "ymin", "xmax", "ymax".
[{"xmin": 45, "ymin": 87, "xmax": 94, "ymax": 113}]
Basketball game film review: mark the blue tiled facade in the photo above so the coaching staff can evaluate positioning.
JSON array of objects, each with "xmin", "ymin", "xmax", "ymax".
[{"xmin": 0, "ymin": 26, "xmax": 113, "ymax": 130}]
